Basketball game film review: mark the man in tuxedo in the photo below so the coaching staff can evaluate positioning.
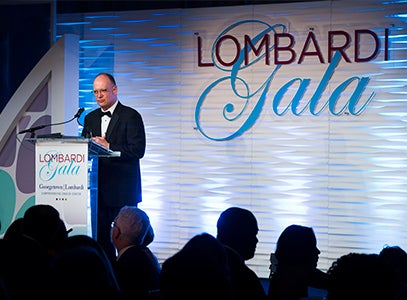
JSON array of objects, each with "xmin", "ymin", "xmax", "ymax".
[{"xmin": 81, "ymin": 72, "xmax": 146, "ymax": 262}]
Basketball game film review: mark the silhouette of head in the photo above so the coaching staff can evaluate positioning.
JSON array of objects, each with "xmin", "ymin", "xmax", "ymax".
[
  {"xmin": 379, "ymin": 245, "xmax": 407, "ymax": 297},
  {"xmin": 327, "ymin": 252, "xmax": 390, "ymax": 300},
  {"xmin": 275, "ymin": 224, "xmax": 320, "ymax": 269},
  {"xmin": 161, "ymin": 232, "xmax": 233, "ymax": 300},
  {"xmin": 3, "ymin": 218, "xmax": 24, "ymax": 241},
  {"xmin": 182, "ymin": 233, "xmax": 229, "ymax": 271},
  {"xmin": 22, "ymin": 204, "xmax": 67, "ymax": 251},
  {"xmin": 379, "ymin": 245, "xmax": 407, "ymax": 276},
  {"xmin": 216, "ymin": 207, "xmax": 259, "ymax": 260},
  {"xmin": 64, "ymin": 234, "xmax": 111, "ymax": 262},
  {"xmin": 48, "ymin": 245, "xmax": 120, "ymax": 300}
]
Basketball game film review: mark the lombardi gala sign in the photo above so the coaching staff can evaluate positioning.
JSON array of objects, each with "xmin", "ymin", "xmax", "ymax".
[{"xmin": 194, "ymin": 20, "xmax": 390, "ymax": 141}]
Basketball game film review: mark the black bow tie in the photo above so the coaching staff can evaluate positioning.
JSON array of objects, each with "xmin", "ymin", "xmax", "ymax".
[{"xmin": 101, "ymin": 111, "xmax": 112, "ymax": 118}]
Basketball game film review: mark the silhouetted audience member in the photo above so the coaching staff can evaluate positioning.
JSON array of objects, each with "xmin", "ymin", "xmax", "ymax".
[
  {"xmin": 217, "ymin": 207, "xmax": 266, "ymax": 300},
  {"xmin": 0, "ymin": 238, "xmax": 45, "ymax": 300},
  {"xmin": 22, "ymin": 204, "xmax": 68, "ymax": 256},
  {"xmin": 46, "ymin": 242, "xmax": 121, "ymax": 300},
  {"xmin": 0, "ymin": 276, "xmax": 10, "ymax": 300},
  {"xmin": 3, "ymin": 218, "xmax": 24, "ymax": 241},
  {"xmin": 327, "ymin": 252, "xmax": 391, "ymax": 300},
  {"xmin": 267, "ymin": 224, "xmax": 329, "ymax": 300},
  {"xmin": 111, "ymin": 206, "xmax": 161, "ymax": 300},
  {"xmin": 0, "ymin": 205, "xmax": 67, "ymax": 300},
  {"xmin": 379, "ymin": 245, "xmax": 407, "ymax": 300},
  {"xmin": 394, "ymin": 284, "xmax": 407, "ymax": 300},
  {"xmin": 160, "ymin": 232, "xmax": 235, "ymax": 300},
  {"xmin": 61, "ymin": 234, "xmax": 120, "ymax": 292}
]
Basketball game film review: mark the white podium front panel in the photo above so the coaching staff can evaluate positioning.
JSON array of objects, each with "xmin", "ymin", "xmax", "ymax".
[{"xmin": 35, "ymin": 138, "xmax": 88, "ymax": 235}]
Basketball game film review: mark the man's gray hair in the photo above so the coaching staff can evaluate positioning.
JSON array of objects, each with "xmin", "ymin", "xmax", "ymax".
[{"xmin": 116, "ymin": 206, "xmax": 152, "ymax": 246}]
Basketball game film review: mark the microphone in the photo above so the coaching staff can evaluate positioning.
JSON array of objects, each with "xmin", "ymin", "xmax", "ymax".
[
  {"xmin": 75, "ymin": 107, "xmax": 85, "ymax": 127},
  {"xmin": 18, "ymin": 107, "xmax": 85, "ymax": 137},
  {"xmin": 74, "ymin": 107, "xmax": 85, "ymax": 119}
]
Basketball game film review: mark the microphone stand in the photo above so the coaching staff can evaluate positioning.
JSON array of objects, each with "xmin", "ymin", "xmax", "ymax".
[{"xmin": 19, "ymin": 108, "xmax": 85, "ymax": 138}]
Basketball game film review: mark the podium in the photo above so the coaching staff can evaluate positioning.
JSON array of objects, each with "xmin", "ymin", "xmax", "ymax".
[{"xmin": 32, "ymin": 136, "xmax": 120, "ymax": 236}]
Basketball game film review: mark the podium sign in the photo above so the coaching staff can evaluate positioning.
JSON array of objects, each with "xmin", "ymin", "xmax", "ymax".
[{"xmin": 35, "ymin": 138, "xmax": 89, "ymax": 235}]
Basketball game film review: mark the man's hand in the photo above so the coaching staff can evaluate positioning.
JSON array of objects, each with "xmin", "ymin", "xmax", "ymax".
[{"xmin": 91, "ymin": 136, "xmax": 109, "ymax": 148}]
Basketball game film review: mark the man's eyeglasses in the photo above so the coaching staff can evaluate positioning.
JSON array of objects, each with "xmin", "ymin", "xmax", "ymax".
[
  {"xmin": 92, "ymin": 89, "xmax": 109, "ymax": 95},
  {"xmin": 111, "ymin": 221, "xmax": 121, "ymax": 236}
]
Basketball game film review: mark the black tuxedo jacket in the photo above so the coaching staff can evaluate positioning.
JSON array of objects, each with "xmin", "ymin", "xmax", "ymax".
[
  {"xmin": 114, "ymin": 246, "xmax": 161, "ymax": 300},
  {"xmin": 81, "ymin": 101, "xmax": 146, "ymax": 206}
]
